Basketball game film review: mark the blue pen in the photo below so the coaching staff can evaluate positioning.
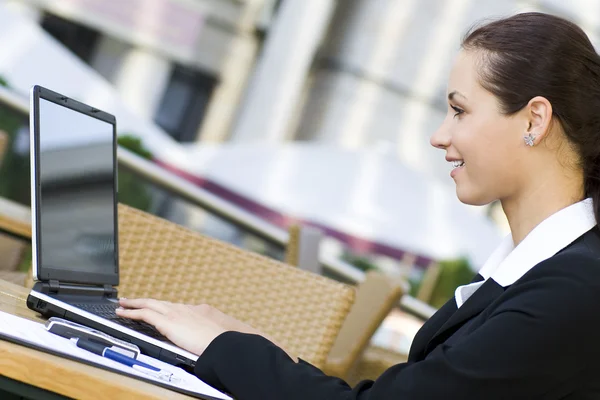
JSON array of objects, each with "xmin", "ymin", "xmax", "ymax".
[{"xmin": 74, "ymin": 338, "xmax": 176, "ymax": 382}]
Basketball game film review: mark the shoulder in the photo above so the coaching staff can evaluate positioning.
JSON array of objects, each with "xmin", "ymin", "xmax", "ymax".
[
  {"xmin": 483, "ymin": 249, "xmax": 600, "ymax": 354},
  {"xmin": 523, "ymin": 227, "xmax": 600, "ymax": 288},
  {"xmin": 501, "ymin": 240, "xmax": 600, "ymax": 324}
]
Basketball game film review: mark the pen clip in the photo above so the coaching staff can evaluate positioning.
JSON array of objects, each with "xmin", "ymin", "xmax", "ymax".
[{"xmin": 132, "ymin": 365, "xmax": 179, "ymax": 383}]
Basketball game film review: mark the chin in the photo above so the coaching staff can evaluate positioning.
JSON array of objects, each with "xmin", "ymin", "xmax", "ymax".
[{"xmin": 455, "ymin": 185, "xmax": 493, "ymax": 207}]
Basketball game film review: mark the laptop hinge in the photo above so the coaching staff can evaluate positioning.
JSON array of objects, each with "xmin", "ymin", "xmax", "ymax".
[
  {"xmin": 43, "ymin": 280, "xmax": 117, "ymax": 298},
  {"xmin": 104, "ymin": 284, "xmax": 115, "ymax": 297},
  {"xmin": 49, "ymin": 279, "xmax": 60, "ymax": 294}
]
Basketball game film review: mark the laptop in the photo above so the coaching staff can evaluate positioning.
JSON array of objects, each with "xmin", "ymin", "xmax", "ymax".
[{"xmin": 25, "ymin": 85, "xmax": 198, "ymax": 370}]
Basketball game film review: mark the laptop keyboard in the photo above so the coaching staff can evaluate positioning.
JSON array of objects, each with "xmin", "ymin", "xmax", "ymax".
[{"xmin": 72, "ymin": 302, "xmax": 168, "ymax": 341}]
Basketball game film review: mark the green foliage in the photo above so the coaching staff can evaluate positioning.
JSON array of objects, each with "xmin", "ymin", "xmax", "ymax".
[
  {"xmin": 408, "ymin": 274, "xmax": 423, "ymax": 298},
  {"xmin": 116, "ymin": 134, "xmax": 154, "ymax": 212},
  {"xmin": 0, "ymin": 75, "xmax": 10, "ymax": 88},
  {"xmin": 117, "ymin": 134, "xmax": 153, "ymax": 160},
  {"xmin": 341, "ymin": 252, "xmax": 379, "ymax": 272},
  {"xmin": 0, "ymin": 106, "xmax": 30, "ymax": 205},
  {"xmin": 117, "ymin": 169, "xmax": 153, "ymax": 212},
  {"xmin": 17, "ymin": 246, "xmax": 32, "ymax": 273},
  {"xmin": 429, "ymin": 257, "xmax": 475, "ymax": 309}
]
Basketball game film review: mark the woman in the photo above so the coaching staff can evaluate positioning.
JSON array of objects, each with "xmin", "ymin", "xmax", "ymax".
[{"xmin": 116, "ymin": 12, "xmax": 600, "ymax": 399}]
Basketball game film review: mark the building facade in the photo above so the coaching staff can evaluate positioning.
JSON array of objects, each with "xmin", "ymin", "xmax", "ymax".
[
  {"xmin": 3, "ymin": 0, "xmax": 275, "ymax": 144},
  {"xmin": 6, "ymin": 0, "xmax": 600, "ymax": 185},
  {"xmin": 294, "ymin": 0, "xmax": 600, "ymax": 184}
]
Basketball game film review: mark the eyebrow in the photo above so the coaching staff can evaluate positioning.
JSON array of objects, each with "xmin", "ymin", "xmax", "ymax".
[{"xmin": 448, "ymin": 91, "xmax": 467, "ymax": 102}]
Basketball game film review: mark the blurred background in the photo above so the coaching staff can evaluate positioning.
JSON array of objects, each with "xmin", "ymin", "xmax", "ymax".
[{"xmin": 0, "ymin": 0, "xmax": 598, "ymax": 355}]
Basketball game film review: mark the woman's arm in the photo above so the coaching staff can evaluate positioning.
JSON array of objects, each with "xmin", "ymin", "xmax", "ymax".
[
  {"xmin": 193, "ymin": 264, "xmax": 600, "ymax": 400},
  {"xmin": 116, "ymin": 256, "xmax": 600, "ymax": 400},
  {"xmin": 193, "ymin": 331, "xmax": 357, "ymax": 399}
]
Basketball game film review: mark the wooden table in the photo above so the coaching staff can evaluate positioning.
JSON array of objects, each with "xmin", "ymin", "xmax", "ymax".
[{"xmin": 0, "ymin": 280, "xmax": 196, "ymax": 399}]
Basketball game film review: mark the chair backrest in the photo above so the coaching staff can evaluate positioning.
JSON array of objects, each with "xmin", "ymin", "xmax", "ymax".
[
  {"xmin": 284, "ymin": 223, "xmax": 322, "ymax": 274},
  {"xmin": 116, "ymin": 204, "xmax": 355, "ymax": 368},
  {"xmin": 323, "ymin": 270, "xmax": 405, "ymax": 380},
  {"xmin": 284, "ymin": 224, "xmax": 301, "ymax": 266},
  {"xmin": 415, "ymin": 262, "xmax": 441, "ymax": 304}
]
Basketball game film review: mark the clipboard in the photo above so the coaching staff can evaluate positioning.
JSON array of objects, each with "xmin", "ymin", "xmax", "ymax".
[{"xmin": 0, "ymin": 311, "xmax": 231, "ymax": 400}]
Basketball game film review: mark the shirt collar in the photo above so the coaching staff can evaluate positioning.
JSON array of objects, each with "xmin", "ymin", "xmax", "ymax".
[
  {"xmin": 455, "ymin": 198, "xmax": 596, "ymax": 307},
  {"xmin": 482, "ymin": 198, "xmax": 595, "ymax": 287}
]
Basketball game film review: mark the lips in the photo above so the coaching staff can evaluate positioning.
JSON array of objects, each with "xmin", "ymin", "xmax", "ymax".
[{"xmin": 449, "ymin": 159, "xmax": 465, "ymax": 179}]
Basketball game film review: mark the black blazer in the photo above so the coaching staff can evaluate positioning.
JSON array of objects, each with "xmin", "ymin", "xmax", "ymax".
[{"xmin": 194, "ymin": 227, "xmax": 600, "ymax": 400}]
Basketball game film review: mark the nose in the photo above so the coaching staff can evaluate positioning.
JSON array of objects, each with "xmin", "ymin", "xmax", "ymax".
[{"xmin": 430, "ymin": 120, "xmax": 452, "ymax": 150}]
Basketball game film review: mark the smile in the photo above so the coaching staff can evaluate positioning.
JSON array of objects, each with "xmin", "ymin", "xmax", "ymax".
[{"xmin": 450, "ymin": 160, "xmax": 465, "ymax": 179}]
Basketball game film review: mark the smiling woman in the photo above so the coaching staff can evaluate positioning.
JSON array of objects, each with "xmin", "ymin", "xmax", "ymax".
[{"xmin": 116, "ymin": 12, "xmax": 600, "ymax": 400}]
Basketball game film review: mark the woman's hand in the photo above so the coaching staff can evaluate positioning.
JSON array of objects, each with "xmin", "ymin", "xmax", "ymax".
[
  {"xmin": 116, "ymin": 298, "xmax": 262, "ymax": 357},
  {"xmin": 116, "ymin": 298, "xmax": 297, "ymax": 362}
]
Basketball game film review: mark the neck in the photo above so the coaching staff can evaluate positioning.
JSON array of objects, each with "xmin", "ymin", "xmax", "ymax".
[{"xmin": 501, "ymin": 176, "xmax": 584, "ymax": 246}]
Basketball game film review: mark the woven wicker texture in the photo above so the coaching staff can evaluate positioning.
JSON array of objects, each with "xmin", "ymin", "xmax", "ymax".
[
  {"xmin": 324, "ymin": 271, "xmax": 405, "ymax": 380},
  {"xmin": 116, "ymin": 204, "xmax": 356, "ymax": 367},
  {"xmin": 348, "ymin": 345, "xmax": 409, "ymax": 386}
]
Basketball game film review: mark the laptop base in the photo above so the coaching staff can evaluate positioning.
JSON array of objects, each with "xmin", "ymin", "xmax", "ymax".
[{"xmin": 27, "ymin": 286, "xmax": 196, "ymax": 372}]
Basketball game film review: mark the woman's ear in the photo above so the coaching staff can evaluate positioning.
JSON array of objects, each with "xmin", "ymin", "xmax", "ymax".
[{"xmin": 526, "ymin": 96, "xmax": 553, "ymax": 145}]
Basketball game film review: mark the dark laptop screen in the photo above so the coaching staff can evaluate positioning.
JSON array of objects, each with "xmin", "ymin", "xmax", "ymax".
[{"xmin": 38, "ymin": 97, "xmax": 116, "ymax": 276}]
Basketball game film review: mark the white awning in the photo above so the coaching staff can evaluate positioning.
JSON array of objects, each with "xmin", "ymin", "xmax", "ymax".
[{"xmin": 169, "ymin": 142, "xmax": 503, "ymax": 269}]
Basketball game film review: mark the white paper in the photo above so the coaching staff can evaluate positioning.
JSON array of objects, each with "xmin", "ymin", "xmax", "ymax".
[{"xmin": 0, "ymin": 311, "xmax": 231, "ymax": 400}]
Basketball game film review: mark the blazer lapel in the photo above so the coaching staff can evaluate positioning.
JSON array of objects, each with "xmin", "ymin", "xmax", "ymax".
[
  {"xmin": 424, "ymin": 279, "xmax": 505, "ymax": 355},
  {"xmin": 408, "ymin": 274, "xmax": 485, "ymax": 361},
  {"xmin": 408, "ymin": 298, "xmax": 457, "ymax": 361}
]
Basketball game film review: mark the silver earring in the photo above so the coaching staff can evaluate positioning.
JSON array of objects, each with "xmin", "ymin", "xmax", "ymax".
[{"xmin": 524, "ymin": 133, "xmax": 536, "ymax": 147}]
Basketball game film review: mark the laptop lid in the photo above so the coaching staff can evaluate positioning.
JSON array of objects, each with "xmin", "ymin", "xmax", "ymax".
[{"xmin": 30, "ymin": 85, "xmax": 119, "ymax": 286}]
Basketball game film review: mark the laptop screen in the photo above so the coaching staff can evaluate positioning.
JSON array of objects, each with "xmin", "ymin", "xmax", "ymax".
[{"xmin": 35, "ymin": 94, "xmax": 118, "ymax": 283}]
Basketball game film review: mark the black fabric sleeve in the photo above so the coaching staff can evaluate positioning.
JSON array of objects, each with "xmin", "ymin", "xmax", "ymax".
[
  {"xmin": 194, "ymin": 254, "xmax": 600, "ymax": 400},
  {"xmin": 194, "ymin": 331, "xmax": 356, "ymax": 399}
]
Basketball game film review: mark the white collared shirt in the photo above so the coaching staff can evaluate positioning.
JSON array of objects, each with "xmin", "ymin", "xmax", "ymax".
[{"xmin": 455, "ymin": 198, "xmax": 596, "ymax": 308}]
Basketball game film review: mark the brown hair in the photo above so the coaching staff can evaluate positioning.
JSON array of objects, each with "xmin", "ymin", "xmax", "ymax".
[{"xmin": 462, "ymin": 12, "xmax": 600, "ymax": 223}]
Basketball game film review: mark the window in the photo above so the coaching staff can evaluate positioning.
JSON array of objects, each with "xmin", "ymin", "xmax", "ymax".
[
  {"xmin": 41, "ymin": 13, "xmax": 100, "ymax": 64},
  {"xmin": 154, "ymin": 65, "xmax": 217, "ymax": 143}
]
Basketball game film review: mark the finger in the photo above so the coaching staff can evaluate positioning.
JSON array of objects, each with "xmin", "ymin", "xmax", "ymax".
[
  {"xmin": 118, "ymin": 298, "xmax": 171, "ymax": 314},
  {"xmin": 115, "ymin": 307, "xmax": 166, "ymax": 330}
]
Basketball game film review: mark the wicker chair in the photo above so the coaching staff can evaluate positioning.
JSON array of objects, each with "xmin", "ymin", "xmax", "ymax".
[
  {"xmin": 348, "ymin": 344, "xmax": 409, "ymax": 385},
  {"xmin": 19, "ymin": 204, "xmax": 355, "ymax": 366},
  {"xmin": 285, "ymin": 224, "xmax": 408, "ymax": 382},
  {"xmin": 284, "ymin": 223, "xmax": 302, "ymax": 266},
  {"xmin": 323, "ymin": 270, "xmax": 405, "ymax": 381},
  {"xmin": 116, "ymin": 204, "xmax": 356, "ymax": 368}
]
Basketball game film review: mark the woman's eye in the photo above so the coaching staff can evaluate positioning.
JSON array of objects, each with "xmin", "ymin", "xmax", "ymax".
[{"xmin": 450, "ymin": 105, "xmax": 464, "ymax": 118}]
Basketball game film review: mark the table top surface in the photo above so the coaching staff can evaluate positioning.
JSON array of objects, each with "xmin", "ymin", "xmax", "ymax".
[{"xmin": 0, "ymin": 279, "xmax": 196, "ymax": 400}]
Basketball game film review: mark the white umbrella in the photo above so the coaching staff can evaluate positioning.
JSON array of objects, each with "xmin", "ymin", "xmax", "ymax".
[{"xmin": 160, "ymin": 143, "xmax": 503, "ymax": 269}]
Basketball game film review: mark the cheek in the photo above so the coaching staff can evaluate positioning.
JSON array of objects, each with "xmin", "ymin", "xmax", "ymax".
[{"xmin": 468, "ymin": 127, "xmax": 522, "ymax": 182}]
